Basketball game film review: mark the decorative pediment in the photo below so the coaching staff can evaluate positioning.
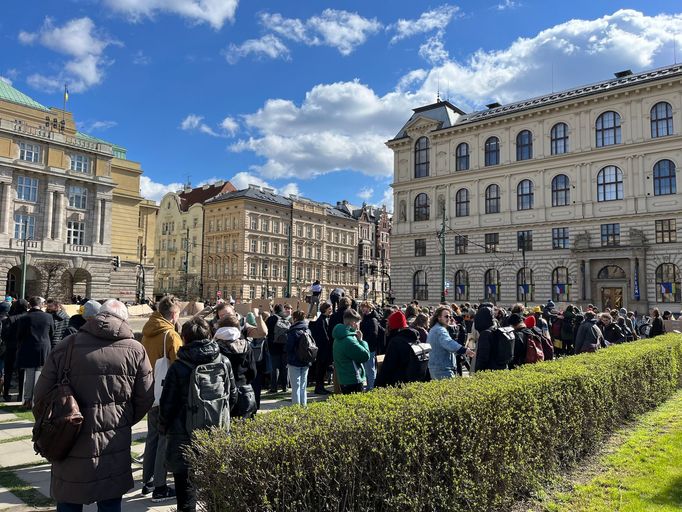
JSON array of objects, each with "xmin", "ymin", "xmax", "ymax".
[{"xmin": 404, "ymin": 115, "xmax": 443, "ymax": 139}]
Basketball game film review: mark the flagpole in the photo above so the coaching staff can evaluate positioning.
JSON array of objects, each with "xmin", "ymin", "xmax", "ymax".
[{"xmin": 62, "ymin": 84, "xmax": 67, "ymax": 127}]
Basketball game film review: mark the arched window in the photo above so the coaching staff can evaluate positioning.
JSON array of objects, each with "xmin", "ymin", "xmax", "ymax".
[
  {"xmin": 414, "ymin": 137, "xmax": 429, "ymax": 178},
  {"xmin": 484, "ymin": 269, "xmax": 500, "ymax": 302},
  {"xmin": 516, "ymin": 130, "xmax": 533, "ymax": 161},
  {"xmin": 597, "ymin": 265, "xmax": 626, "ymax": 279},
  {"xmin": 455, "ymin": 188, "xmax": 469, "ymax": 217},
  {"xmin": 653, "ymin": 159, "xmax": 677, "ymax": 196},
  {"xmin": 414, "ymin": 193, "xmax": 430, "ymax": 221},
  {"xmin": 551, "ymin": 174, "xmax": 570, "ymax": 207},
  {"xmin": 597, "ymin": 166, "xmax": 623, "ymax": 202},
  {"xmin": 596, "ymin": 111, "xmax": 621, "ymax": 147},
  {"xmin": 517, "ymin": 179, "xmax": 534, "ymax": 210},
  {"xmin": 651, "ymin": 101, "xmax": 673, "ymax": 138},
  {"xmin": 550, "ymin": 122, "xmax": 568, "ymax": 155},
  {"xmin": 552, "ymin": 266, "xmax": 569, "ymax": 302},
  {"xmin": 484, "ymin": 136, "xmax": 500, "ymax": 166},
  {"xmin": 455, "ymin": 143, "xmax": 469, "ymax": 171},
  {"xmin": 656, "ymin": 263, "xmax": 681, "ymax": 303},
  {"xmin": 454, "ymin": 270, "xmax": 468, "ymax": 300},
  {"xmin": 516, "ymin": 267, "xmax": 534, "ymax": 302},
  {"xmin": 413, "ymin": 270, "xmax": 428, "ymax": 301},
  {"xmin": 485, "ymin": 184, "xmax": 500, "ymax": 214}
]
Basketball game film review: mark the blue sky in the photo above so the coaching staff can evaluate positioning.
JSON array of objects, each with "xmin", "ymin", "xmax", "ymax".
[{"xmin": 2, "ymin": 1, "xmax": 682, "ymax": 208}]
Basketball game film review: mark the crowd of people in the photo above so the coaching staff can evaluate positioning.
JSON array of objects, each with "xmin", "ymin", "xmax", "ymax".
[{"xmin": 0, "ymin": 291, "xmax": 677, "ymax": 512}]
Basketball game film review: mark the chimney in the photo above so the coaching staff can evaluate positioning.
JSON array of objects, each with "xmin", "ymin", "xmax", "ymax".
[
  {"xmin": 214, "ymin": 180, "xmax": 224, "ymax": 187},
  {"xmin": 486, "ymin": 102, "xmax": 501, "ymax": 109},
  {"xmin": 614, "ymin": 69, "xmax": 632, "ymax": 78},
  {"xmin": 262, "ymin": 187, "xmax": 275, "ymax": 194}
]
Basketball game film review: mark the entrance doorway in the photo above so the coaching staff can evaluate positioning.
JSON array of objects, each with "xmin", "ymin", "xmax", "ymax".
[{"xmin": 601, "ymin": 287, "xmax": 623, "ymax": 310}]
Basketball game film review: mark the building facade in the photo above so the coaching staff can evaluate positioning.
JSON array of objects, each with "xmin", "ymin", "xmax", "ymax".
[
  {"xmin": 154, "ymin": 180, "xmax": 235, "ymax": 299},
  {"xmin": 387, "ymin": 64, "xmax": 682, "ymax": 312},
  {"xmin": 202, "ymin": 185, "xmax": 359, "ymax": 302}
]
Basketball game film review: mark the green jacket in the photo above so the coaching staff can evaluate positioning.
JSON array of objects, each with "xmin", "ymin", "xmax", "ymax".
[{"xmin": 332, "ymin": 324, "xmax": 370, "ymax": 386}]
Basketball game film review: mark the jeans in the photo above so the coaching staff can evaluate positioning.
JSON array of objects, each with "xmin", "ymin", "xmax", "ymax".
[
  {"xmin": 22, "ymin": 367, "xmax": 41, "ymax": 403},
  {"xmin": 174, "ymin": 471, "xmax": 196, "ymax": 512},
  {"xmin": 288, "ymin": 365, "xmax": 309, "ymax": 406},
  {"xmin": 141, "ymin": 406, "xmax": 167, "ymax": 489},
  {"xmin": 362, "ymin": 352, "xmax": 376, "ymax": 391},
  {"xmin": 269, "ymin": 352, "xmax": 288, "ymax": 391},
  {"xmin": 307, "ymin": 296, "xmax": 320, "ymax": 318},
  {"xmin": 430, "ymin": 367, "xmax": 456, "ymax": 380},
  {"xmin": 57, "ymin": 497, "xmax": 122, "ymax": 512}
]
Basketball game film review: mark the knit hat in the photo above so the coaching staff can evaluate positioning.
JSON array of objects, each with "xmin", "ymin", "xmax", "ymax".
[
  {"xmin": 245, "ymin": 312, "xmax": 256, "ymax": 327},
  {"xmin": 387, "ymin": 310, "xmax": 408, "ymax": 331},
  {"xmin": 82, "ymin": 300, "xmax": 101, "ymax": 319},
  {"xmin": 508, "ymin": 313, "xmax": 523, "ymax": 326},
  {"xmin": 524, "ymin": 315, "xmax": 536, "ymax": 329},
  {"xmin": 213, "ymin": 326, "xmax": 241, "ymax": 342}
]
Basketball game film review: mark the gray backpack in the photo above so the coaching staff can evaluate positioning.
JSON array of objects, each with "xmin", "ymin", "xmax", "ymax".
[{"xmin": 180, "ymin": 357, "xmax": 231, "ymax": 432}]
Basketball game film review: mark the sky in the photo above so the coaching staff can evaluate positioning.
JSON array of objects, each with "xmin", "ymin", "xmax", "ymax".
[{"xmin": 2, "ymin": 1, "xmax": 682, "ymax": 210}]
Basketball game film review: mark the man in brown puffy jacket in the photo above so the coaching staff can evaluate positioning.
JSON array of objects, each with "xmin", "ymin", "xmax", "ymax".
[{"xmin": 33, "ymin": 299, "xmax": 154, "ymax": 512}]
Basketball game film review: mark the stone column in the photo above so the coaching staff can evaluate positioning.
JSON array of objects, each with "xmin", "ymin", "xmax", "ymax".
[
  {"xmin": 45, "ymin": 191, "xmax": 54, "ymax": 239},
  {"xmin": 55, "ymin": 192, "xmax": 65, "ymax": 240},
  {"xmin": 2, "ymin": 181, "xmax": 11, "ymax": 234},
  {"xmin": 584, "ymin": 259, "xmax": 591, "ymax": 302},
  {"xmin": 93, "ymin": 197, "xmax": 102, "ymax": 245}
]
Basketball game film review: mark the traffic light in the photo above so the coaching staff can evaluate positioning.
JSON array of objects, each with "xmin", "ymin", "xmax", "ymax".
[
  {"xmin": 370, "ymin": 264, "xmax": 377, "ymax": 275},
  {"xmin": 359, "ymin": 261, "xmax": 365, "ymax": 276},
  {"xmin": 113, "ymin": 256, "xmax": 121, "ymax": 270}
]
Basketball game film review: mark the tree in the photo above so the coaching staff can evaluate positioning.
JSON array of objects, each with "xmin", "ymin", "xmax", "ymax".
[{"xmin": 36, "ymin": 260, "xmax": 68, "ymax": 300}]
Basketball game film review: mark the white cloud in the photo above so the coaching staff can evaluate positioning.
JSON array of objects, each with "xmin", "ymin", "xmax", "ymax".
[
  {"xmin": 228, "ymin": 171, "xmax": 299, "ymax": 197},
  {"xmin": 0, "ymin": 76, "xmax": 11, "ymax": 85},
  {"xmin": 77, "ymin": 119, "xmax": 118, "ymax": 131},
  {"xmin": 280, "ymin": 182, "xmax": 300, "ymax": 197},
  {"xmin": 19, "ymin": 17, "xmax": 120, "ymax": 93},
  {"xmin": 358, "ymin": 187, "xmax": 374, "ymax": 200},
  {"xmin": 380, "ymin": 186, "xmax": 394, "ymax": 213},
  {"xmin": 180, "ymin": 114, "xmax": 239, "ymax": 137},
  {"xmin": 497, "ymin": 0, "xmax": 520, "ymax": 10},
  {"xmin": 389, "ymin": 5, "xmax": 460, "ymax": 43},
  {"xmin": 419, "ymin": 34, "xmax": 449, "ymax": 65},
  {"xmin": 103, "ymin": 0, "xmax": 239, "ymax": 29},
  {"xmin": 224, "ymin": 34, "xmax": 290, "ymax": 64},
  {"xmin": 259, "ymin": 9, "xmax": 382, "ymax": 56},
  {"xmin": 133, "ymin": 50, "xmax": 151, "ymax": 65},
  {"xmin": 220, "ymin": 116, "xmax": 239, "ymax": 135},
  {"xmin": 140, "ymin": 176, "xmax": 184, "ymax": 203}
]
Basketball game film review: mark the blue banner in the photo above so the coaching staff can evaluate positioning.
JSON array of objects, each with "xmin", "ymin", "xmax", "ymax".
[{"xmin": 634, "ymin": 260, "xmax": 640, "ymax": 301}]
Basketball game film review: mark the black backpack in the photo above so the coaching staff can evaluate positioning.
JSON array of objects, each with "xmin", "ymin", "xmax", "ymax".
[
  {"xmin": 490, "ymin": 326, "xmax": 516, "ymax": 369},
  {"xmin": 406, "ymin": 341, "xmax": 431, "ymax": 382}
]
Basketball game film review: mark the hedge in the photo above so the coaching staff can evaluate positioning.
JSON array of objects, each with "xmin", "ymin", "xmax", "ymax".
[{"xmin": 188, "ymin": 334, "xmax": 682, "ymax": 511}]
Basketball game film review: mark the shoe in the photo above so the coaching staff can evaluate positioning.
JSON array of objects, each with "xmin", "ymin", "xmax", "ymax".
[
  {"xmin": 314, "ymin": 388, "xmax": 331, "ymax": 395},
  {"xmin": 141, "ymin": 484, "xmax": 153, "ymax": 496},
  {"xmin": 151, "ymin": 486, "xmax": 176, "ymax": 503}
]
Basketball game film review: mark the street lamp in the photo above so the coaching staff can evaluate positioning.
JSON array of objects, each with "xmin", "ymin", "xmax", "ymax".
[
  {"xmin": 20, "ymin": 218, "xmax": 30, "ymax": 300},
  {"xmin": 518, "ymin": 232, "xmax": 528, "ymax": 307}
]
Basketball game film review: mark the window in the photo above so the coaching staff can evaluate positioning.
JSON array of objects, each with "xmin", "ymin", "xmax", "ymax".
[
  {"xmin": 651, "ymin": 101, "xmax": 673, "ymax": 138},
  {"xmin": 262, "ymin": 219, "xmax": 269, "ymax": 232},
  {"xmin": 454, "ymin": 235, "xmax": 468, "ymax": 255},
  {"xmin": 517, "ymin": 230, "xmax": 532, "ymax": 251},
  {"xmin": 414, "ymin": 193, "xmax": 430, "ymax": 221},
  {"xmin": 273, "ymin": 242, "xmax": 279, "ymax": 255},
  {"xmin": 600, "ymin": 223, "xmax": 620, "ymax": 246},
  {"xmin": 550, "ymin": 122, "xmax": 568, "ymax": 155},
  {"xmin": 653, "ymin": 160, "xmax": 677, "ymax": 196},
  {"xmin": 597, "ymin": 265, "xmax": 625, "ymax": 280},
  {"xmin": 70, "ymin": 154, "xmax": 91, "ymax": 173},
  {"xmin": 250, "ymin": 217, "xmax": 257, "ymax": 230},
  {"xmin": 67, "ymin": 221, "xmax": 85, "ymax": 245},
  {"xmin": 68, "ymin": 186, "xmax": 87, "ymax": 209},
  {"xmin": 485, "ymin": 184, "xmax": 500, "ymax": 214},
  {"xmin": 261, "ymin": 241, "xmax": 269, "ymax": 253},
  {"xmin": 297, "ymin": 225, "xmax": 303, "ymax": 237},
  {"xmin": 595, "ymin": 111, "xmax": 621, "ymax": 147},
  {"xmin": 273, "ymin": 220, "xmax": 280, "ymax": 233},
  {"xmin": 517, "ymin": 179, "xmax": 534, "ymax": 210},
  {"xmin": 13, "ymin": 214, "xmax": 35, "ymax": 239},
  {"xmin": 193, "ymin": 217, "xmax": 198, "ymax": 228},
  {"xmin": 516, "ymin": 130, "xmax": 533, "ymax": 161},
  {"xmin": 414, "ymin": 137, "xmax": 429, "ymax": 178},
  {"xmin": 455, "ymin": 188, "xmax": 469, "ymax": 217},
  {"xmin": 455, "ymin": 143, "xmax": 469, "ymax": 171},
  {"xmin": 16, "ymin": 176, "xmax": 38, "ymax": 202},
  {"xmin": 250, "ymin": 240, "xmax": 257, "ymax": 252},
  {"xmin": 484, "ymin": 136, "xmax": 500, "ymax": 166},
  {"xmin": 655, "ymin": 219, "xmax": 677, "ymax": 243},
  {"xmin": 656, "ymin": 263, "xmax": 681, "ymax": 303},
  {"xmin": 597, "ymin": 166, "xmax": 623, "ymax": 201},
  {"xmin": 485, "ymin": 233, "xmax": 499, "ymax": 253},
  {"xmin": 19, "ymin": 142, "xmax": 40, "ymax": 163},
  {"xmin": 552, "ymin": 267, "xmax": 570, "ymax": 302},
  {"xmin": 484, "ymin": 269, "xmax": 500, "ymax": 301},
  {"xmin": 551, "ymin": 174, "xmax": 570, "ymax": 206},
  {"xmin": 516, "ymin": 268, "xmax": 534, "ymax": 302},
  {"xmin": 454, "ymin": 270, "xmax": 468, "ymax": 300},
  {"xmin": 552, "ymin": 227, "xmax": 569, "ymax": 249},
  {"xmin": 413, "ymin": 270, "xmax": 428, "ymax": 301},
  {"xmin": 414, "ymin": 239, "xmax": 426, "ymax": 257}
]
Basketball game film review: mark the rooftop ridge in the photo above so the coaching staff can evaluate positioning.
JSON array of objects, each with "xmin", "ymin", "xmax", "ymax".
[{"xmin": 0, "ymin": 80, "xmax": 49, "ymax": 112}]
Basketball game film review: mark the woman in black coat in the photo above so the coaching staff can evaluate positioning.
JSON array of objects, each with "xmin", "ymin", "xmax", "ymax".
[
  {"xmin": 649, "ymin": 308, "xmax": 665, "ymax": 338},
  {"xmin": 2, "ymin": 299, "xmax": 28, "ymax": 401},
  {"xmin": 309, "ymin": 302, "xmax": 333, "ymax": 394}
]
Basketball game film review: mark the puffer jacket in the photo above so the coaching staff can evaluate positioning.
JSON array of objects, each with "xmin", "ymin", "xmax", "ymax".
[
  {"xmin": 33, "ymin": 312, "xmax": 154, "ymax": 504},
  {"xmin": 141, "ymin": 311, "xmax": 183, "ymax": 366},
  {"xmin": 49, "ymin": 310, "xmax": 71, "ymax": 347}
]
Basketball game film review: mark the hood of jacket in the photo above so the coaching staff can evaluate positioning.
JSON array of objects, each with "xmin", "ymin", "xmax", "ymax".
[
  {"xmin": 289, "ymin": 321, "xmax": 308, "ymax": 333},
  {"xmin": 474, "ymin": 306, "xmax": 494, "ymax": 332},
  {"xmin": 81, "ymin": 312, "xmax": 134, "ymax": 341},
  {"xmin": 214, "ymin": 326, "xmax": 247, "ymax": 354},
  {"xmin": 332, "ymin": 323, "xmax": 355, "ymax": 340},
  {"xmin": 178, "ymin": 338, "xmax": 221, "ymax": 365},
  {"xmin": 141, "ymin": 311, "xmax": 175, "ymax": 338}
]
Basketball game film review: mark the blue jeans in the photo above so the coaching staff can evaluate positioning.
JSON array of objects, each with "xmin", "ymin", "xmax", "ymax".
[
  {"xmin": 430, "ymin": 367, "xmax": 456, "ymax": 380},
  {"xmin": 288, "ymin": 365, "xmax": 309, "ymax": 406},
  {"xmin": 363, "ymin": 352, "xmax": 376, "ymax": 391},
  {"xmin": 57, "ymin": 497, "xmax": 122, "ymax": 512}
]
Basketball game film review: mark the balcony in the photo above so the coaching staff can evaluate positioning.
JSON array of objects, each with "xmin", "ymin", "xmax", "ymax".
[
  {"xmin": 64, "ymin": 244, "xmax": 92, "ymax": 255},
  {"xmin": 10, "ymin": 238, "xmax": 41, "ymax": 250}
]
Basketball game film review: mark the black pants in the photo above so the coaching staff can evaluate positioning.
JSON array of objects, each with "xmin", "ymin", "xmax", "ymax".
[
  {"xmin": 340, "ymin": 383, "xmax": 363, "ymax": 394},
  {"xmin": 174, "ymin": 471, "xmax": 196, "ymax": 512},
  {"xmin": 3, "ymin": 349, "xmax": 22, "ymax": 399},
  {"xmin": 330, "ymin": 295, "xmax": 339, "ymax": 312},
  {"xmin": 314, "ymin": 360, "xmax": 329, "ymax": 390}
]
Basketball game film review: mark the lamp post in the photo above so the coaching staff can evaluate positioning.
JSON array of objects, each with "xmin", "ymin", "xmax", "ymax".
[
  {"xmin": 519, "ymin": 232, "xmax": 528, "ymax": 307},
  {"xmin": 20, "ymin": 219, "xmax": 29, "ymax": 300}
]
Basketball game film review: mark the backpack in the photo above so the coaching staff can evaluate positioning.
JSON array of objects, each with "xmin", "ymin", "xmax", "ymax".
[
  {"xmin": 249, "ymin": 338, "xmax": 266, "ymax": 363},
  {"xmin": 180, "ymin": 358, "xmax": 231, "ymax": 432},
  {"xmin": 406, "ymin": 341, "xmax": 431, "ymax": 382},
  {"xmin": 524, "ymin": 330, "xmax": 545, "ymax": 364},
  {"xmin": 490, "ymin": 326, "xmax": 516, "ymax": 369},
  {"xmin": 273, "ymin": 317, "xmax": 290, "ymax": 345},
  {"xmin": 533, "ymin": 326, "xmax": 554, "ymax": 360},
  {"xmin": 296, "ymin": 330, "xmax": 318, "ymax": 364}
]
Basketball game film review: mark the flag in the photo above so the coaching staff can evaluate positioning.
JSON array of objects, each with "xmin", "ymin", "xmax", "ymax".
[
  {"xmin": 487, "ymin": 284, "xmax": 497, "ymax": 295},
  {"xmin": 518, "ymin": 284, "xmax": 529, "ymax": 295},
  {"xmin": 634, "ymin": 261, "xmax": 640, "ymax": 301},
  {"xmin": 64, "ymin": 85, "xmax": 69, "ymax": 103},
  {"xmin": 555, "ymin": 284, "xmax": 566, "ymax": 295},
  {"xmin": 661, "ymin": 282, "xmax": 673, "ymax": 294},
  {"xmin": 457, "ymin": 284, "xmax": 466, "ymax": 294}
]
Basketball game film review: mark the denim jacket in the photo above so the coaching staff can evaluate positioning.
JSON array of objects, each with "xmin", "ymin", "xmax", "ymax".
[{"xmin": 427, "ymin": 324, "xmax": 466, "ymax": 373}]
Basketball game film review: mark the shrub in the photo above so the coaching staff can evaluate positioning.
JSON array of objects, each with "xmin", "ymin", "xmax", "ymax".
[{"xmin": 188, "ymin": 334, "xmax": 682, "ymax": 511}]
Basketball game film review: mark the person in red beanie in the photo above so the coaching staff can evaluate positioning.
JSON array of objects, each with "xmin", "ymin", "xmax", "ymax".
[{"xmin": 375, "ymin": 311, "xmax": 429, "ymax": 387}]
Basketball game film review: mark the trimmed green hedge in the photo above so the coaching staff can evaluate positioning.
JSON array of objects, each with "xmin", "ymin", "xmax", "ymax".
[{"xmin": 188, "ymin": 334, "xmax": 682, "ymax": 511}]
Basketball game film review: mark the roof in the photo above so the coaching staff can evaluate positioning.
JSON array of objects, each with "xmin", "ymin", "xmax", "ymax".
[
  {"xmin": 394, "ymin": 100, "xmax": 463, "ymax": 139},
  {"xmin": 75, "ymin": 131, "xmax": 128, "ymax": 158},
  {"xmin": 0, "ymin": 80, "xmax": 49, "ymax": 112},
  {"xmin": 178, "ymin": 181, "xmax": 236, "ymax": 211}
]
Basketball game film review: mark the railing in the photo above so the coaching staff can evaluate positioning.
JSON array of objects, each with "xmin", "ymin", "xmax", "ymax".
[
  {"xmin": 64, "ymin": 244, "xmax": 92, "ymax": 254},
  {"xmin": 11, "ymin": 238, "xmax": 40, "ymax": 250},
  {"xmin": 0, "ymin": 119, "xmax": 113, "ymax": 156}
]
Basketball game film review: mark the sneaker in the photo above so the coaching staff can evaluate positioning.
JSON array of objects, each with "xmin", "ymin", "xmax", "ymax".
[
  {"xmin": 314, "ymin": 388, "xmax": 331, "ymax": 395},
  {"xmin": 151, "ymin": 486, "xmax": 176, "ymax": 503},
  {"xmin": 141, "ymin": 484, "xmax": 153, "ymax": 496}
]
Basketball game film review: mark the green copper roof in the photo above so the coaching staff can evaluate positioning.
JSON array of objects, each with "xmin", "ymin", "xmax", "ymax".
[
  {"xmin": 0, "ymin": 80, "xmax": 49, "ymax": 112},
  {"xmin": 76, "ymin": 131, "xmax": 127, "ymax": 159}
]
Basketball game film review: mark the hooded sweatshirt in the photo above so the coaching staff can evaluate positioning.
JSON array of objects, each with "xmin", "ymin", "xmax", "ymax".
[
  {"xmin": 472, "ymin": 306, "xmax": 502, "ymax": 372},
  {"xmin": 332, "ymin": 323, "xmax": 370, "ymax": 386},
  {"xmin": 214, "ymin": 326, "xmax": 255, "ymax": 387},
  {"xmin": 141, "ymin": 311, "xmax": 183, "ymax": 367}
]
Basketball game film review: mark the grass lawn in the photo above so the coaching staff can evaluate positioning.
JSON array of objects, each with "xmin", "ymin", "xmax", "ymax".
[
  {"xmin": 545, "ymin": 389, "xmax": 682, "ymax": 512},
  {"xmin": 0, "ymin": 403, "xmax": 35, "ymax": 423}
]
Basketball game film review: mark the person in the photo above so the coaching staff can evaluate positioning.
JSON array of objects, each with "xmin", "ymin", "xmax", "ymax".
[
  {"xmin": 16, "ymin": 297, "xmax": 54, "ymax": 408},
  {"xmin": 140, "ymin": 295, "xmax": 183, "ymax": 502},
  {"xmin": 649, "ymin": 308, "xmax": 665, "ymax": 338},
  {"xmin": 65, "ymin": 300, "xmax": 89, "ymax": 336},
  {"xmin": 509, "ymin": 313, "xmax": 533, "ymax": 369},
  {"xmin": 427, "ymin": 306, "xmax": 475, "ymax": 380},
  {"xmin": 2, "ymin": 299, "xmax": 28, "ymax": 401},
  {"xmin": 309, "ymin": 302, "xmax": 332, "ymax": 394},
  {"xmin": 619, "ymin": 308, "xmax": 637, "ymax": 340},
  {"xmin": 574, "ymin": 311, "xmax": 603, "ymax": 354},
  {"xmin": 0, "ymin": 301, "xmax": 9, "ymax": 393},
  {"xmin": 286, "ymin": 310, "xmax": 312, "ymax": 406},
  {"xmin": 329, "ymin": 296, "xmax": 352, "ymax": 335},
  {"xmin": 471, "ymin": 304, "xmax": 504, "ymax": 372},
  {"xmin": 45, "ymin": 300, "xmax": 70, "ymax": 348},
  {"xmin": 159, "ymin": 317, "xmax": 237, "ymax": 512},
  {"xmin": 411, "ymin": 313, "xmax": 429, "ymax": 344},
  {"xmin": 332, "ymin": 309, "xmax": 370, "ymax": 394},
  {"xmin": 359, "ymin": 302, "xmax": 382, "ymax": 391},
  {"xmin": 375, "ymin": 310, "xmax": 429, "ymax": 387},
  {"xmin": 561, "ymin": 305, "xmax": 577, "ymax": 355},
  {"xmin": 33, "ymin": 299, "xmax": 154, "ymax": 512},
  {"xmin": 599, "ymin": 312, "xmax": 625, "ymax": 344},
  {"xmin": 329, "ymin": 287, "xmax": 345, "ymax": 312},
  {"xmin": 533, "ymin": 306, "xmax": 550, "ymax": 339},
  {"xmin": 245, "ymin": 311, "xmax": 268, "ymax": 409},
  {"xmin": 266, "ymin": 304, "xmax": 291, "ymax": 393},
  {"xmin": 308, "ymin": 280, "xmax": 322, "ymax": 318}
]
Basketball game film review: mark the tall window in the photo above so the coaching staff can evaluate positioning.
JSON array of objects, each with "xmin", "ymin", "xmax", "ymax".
[
  {"xmin": 550, "ymin": 122, "xmax": 568, "ymax": 155},
  {"xmin": 70, "ymin": 154, "xmax": 91, "ymax": 173},
  {"xmin": 552, "ymin": 267, "xmax": 570, "ymax": 301},
  {"xmin": 595, "ymin": 111, "xmax": 621, "ymax": 147},
  {"xmin": 250, "ymin": 217, "xmax": 258, "ymax": 230},
  {"xmin": 651, "ymin": 101, "xmax": 673, "ymax": 138},
  {"xmin": 517, "ymin": 179, "xmax": 534, "ymax": 210},
  {"xmin": 484, "ymin": 269, "xmax": 500, "ymax": 302},
  {"xmin": 455, "ymin": 188, "xmax": 469, "ymax": 217},
  {"xmin": 653, "ymin": 160, "xmax": 677, "ymax": 196},
  {"xmin": 414, "ymin": 193, "xmax": 430, "ymax": 221},
  {"xmin": 597, "ymin": 166, "xmax": 623, "ymax": 201},
  {"xmin": 600, "ymin": 223, "xmax": 620, "ymax": 247},
  {"xmin": 454, "ymin": 235, "xmax": 468, "ymax": 255},
  {"xmin": 19, "ymin": 142, "xmax": 41, "ymax": 163},
  {"xmin": 13, "ymin": 214, "xmax": 35, "ymax": 239},
  {"xmin": 413, "ymin": 270, "xmax": 428, "ymax": 301},
  {"xmin": 485, "ymin": 184, "xmax": 500, "ymax": 214},
  {"xmin": 455, "ymin": 143, "xmax": 469, "ymax": 171},
  {"xmin": 516, "ymin": 130, "xmax": 533, "ymax": 161},
  {"xmin": 516, "ymin": 268, "xmax": 534, "ymax": 302},
  {"xmin": 414, "ymin": 137, "xmax": 429, "ymax": 178},
  {"xmin": 454, "ymin": 270, "xmax": 468, "ymax": 300},
  {"xmin": 16, "ymin": 176, "xmax": 38, "ymax": 202},
  {"xmin": 484, "ymin": 136, "xmax": 500, "ymax": 166},
  {"xmin": 552, "ymin": 227, "xmax": 569, "ymax": 249},
  {"xmin": 656, "ymin": 263, "xmax": 681, "ymax": 303},
  {"xmin": 415, "ymin": 239, "xmax": 426, "ymax": 257},
  {"xmin": 485, "ymin": 233, "xmax": 499, "ymax": 253},
  {"xmin": 655, "ymin": 219, "xmax": 677, "ymax": 243},
  {"xmin": 551, "ymin": 174, "xmax": 570, "ymax": 206},
  {"xmin": 67, "ymin": 221, "xmax": 85, "ymax": 245},
  {"xmin": 68, "ymin": 186, "xmax": 88, "ymax": 209},
  {"xmin": 517, "ymin": 230, "xmax": 532, "ymax": 251}
]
